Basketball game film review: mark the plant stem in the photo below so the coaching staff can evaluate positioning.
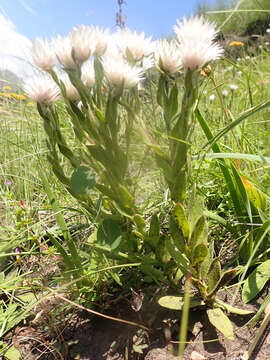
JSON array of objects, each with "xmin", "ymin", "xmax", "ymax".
[{"xmin": 178, "ymin": 269, "xmax": 192, "ymax": 359}]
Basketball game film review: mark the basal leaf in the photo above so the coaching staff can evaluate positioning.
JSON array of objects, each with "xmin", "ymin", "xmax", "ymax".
[
  {"xmin": 215, "ymin": 299, "xmax": 254, "ymax": 315},
  {"xmin": 158, "ymin": 296, "xmax": 205, "ymax": 310},
  {"xmin": 207, "ymin": 308, "xmax": 234, "ymax": 340}
]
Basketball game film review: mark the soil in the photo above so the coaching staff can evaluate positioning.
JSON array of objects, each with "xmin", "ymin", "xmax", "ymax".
[{"xmin": 7, "ymin": 285, "xmax": 270, "ymax": 360}]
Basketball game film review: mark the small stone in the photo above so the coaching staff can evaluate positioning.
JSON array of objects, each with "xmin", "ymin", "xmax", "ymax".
[{"xmin": 190, "ymin": 350, "xmax": 206, "ymax": 360}]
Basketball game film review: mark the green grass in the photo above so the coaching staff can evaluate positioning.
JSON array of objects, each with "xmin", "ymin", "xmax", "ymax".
[{"xmin": 198, "ymin": 0, "xmax": 270, "ymax": 36}]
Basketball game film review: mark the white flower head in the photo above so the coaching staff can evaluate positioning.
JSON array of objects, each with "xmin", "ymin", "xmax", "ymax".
[
  {"xmin": 142, "ymin": 55, "xmax": 155, "ymax": 71},
  {"xmin": 155, "ymin": 39, "xmax": 182, "ymax": 74},
  {"xmin": 230, "ymin": 84, "xmax": 238, "ymax": 91},
  {"xmin": 69, "ymin": 25, "xmax": 92, "ymax": 63},
  {"xmin": 174, "ymin": 15, "xmax": 223, "ymax": 70},
  {"xmin": 209, "ymin": 94, "xmax": 215, "ymax": 101},
  {"xmin": 53, "ymin": 35, "xmax": 76, "ymax": 70},
  {"xmin": 178, "ymin": 41, "xmax": 223, "ymax": 70},
  {"xmin": 117, "ymin": 28, "xmax": 153, "ymax": 62},
  {"xmin": 102, "ymin": 57, "xmax": 144, "ymax": 89},
  {"xmin": 81, "ymin": 60, "xmax": 95, "ymax": 88},
  {"xmin": 222, "ymin": 89, "xmax": 229, "ymax": 97},
  {"xmin": 174, "ymin": 15, "xmax": 218, "ymax": 44},
  {"xmin": 266, "ymin": 28, "xmax": 270, "ymax": 33},
  {"xmin": 91, "ymin": 26, "xmax": 109, "ymax": 56},
  {"xmin": 32, "ymin": 38, "xmax": 56, "ymax": 71},
  {"xmin": 23, "ymin": 75, "xmax": 60, "ymax": 105},
  {"xmin": 60, "ymin": 74, "xmax": 80, "ymax": 101}
]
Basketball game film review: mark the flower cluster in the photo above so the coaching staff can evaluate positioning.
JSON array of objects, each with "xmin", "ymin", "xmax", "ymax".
[{"xmin": 24, "ymin": 15, "xmax": 223, "ymax": 105}]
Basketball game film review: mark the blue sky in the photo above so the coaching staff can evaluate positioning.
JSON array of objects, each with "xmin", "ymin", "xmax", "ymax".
[{"xmin": 0, "ymin": 0, "xmax": 218, "ymax": 40}]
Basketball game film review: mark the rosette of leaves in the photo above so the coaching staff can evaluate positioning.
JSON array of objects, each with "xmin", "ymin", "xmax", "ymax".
[{"xmin": 158, "ymin": 201, "xmax": 253, "ymax": 340}]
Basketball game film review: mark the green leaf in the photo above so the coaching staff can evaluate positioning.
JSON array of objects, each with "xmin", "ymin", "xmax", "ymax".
[
  {"xmin": 242, "ymin": 259, "xmax": 270, "ymax": 303},
  {"xmin": 173, "ymin": 203, "xmax": 190, "ymax": 238},
  {"xmin": 190, "ymin": 215, "xmax": 206, "ymax": 251},
  {"xmin": 71, "ymin": 166, "xmax": 96, "ymax": 195},
  {"xmin": 158, "ymin": 295, "xmax": 205, "ymax": 310},
  {"xmin": 165, "ymin": 237, "xmax": 189, "ymax": 275},
  {"xmin": 2, "ymin": 345, "xmax": 21, "ymax": 360},
  {"xmin": 192, "ymin": 243, "xmax": 208, "ymax": 266},
  {"xmin": 215, "ymin": 299, "xmax": 254, "ymax": 315},
  {"xmin": 134, "ymin": 214, "xmax": 146, "ymax": 234},
  {"xmin": 169, "ymin": 217, "xmax": 185, "ymax": 253},
  {"xmin": 147, "ymin": 214, "xmax": 160, "ymax": 248},
  {"xmin": 207, "ymin": 308, "xmax": 234, "ymax": 340},
  {"xmin": 231, "ymin": 165, "xmax": 253, "ymax": 223},
  {"xmin": 167, "ymin": 84, "xmax": 179, "ymax": 119},
  {"xmin": 97, "ymin": 219, "xmax": 122, "ymax": 251},
  {"xmin": 195, "ymin": 108, "xmax": 243, "ymax": 219},
  {"xmin": 157, "ymin": 75, "xmax": 167, "ymax": 108},
  {"xmin": 206, "ymin": 259, "xmax": 221, "ymax": 294},
  {"xmin": 118, "ymin": 184, "xmax": 135, "ymax": 210}
]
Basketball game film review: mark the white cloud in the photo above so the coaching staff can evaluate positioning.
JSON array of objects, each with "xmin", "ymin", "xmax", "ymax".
[{"xmin": 0, "ymin": 14, "xmax": 34, "ymax": 78}]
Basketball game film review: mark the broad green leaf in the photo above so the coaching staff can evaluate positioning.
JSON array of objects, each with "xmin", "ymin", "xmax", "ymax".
[
  {"xmin": 215, "ymin": 299, "xmax": 254, "ymax": 315},
  {"xmin": 158, "ymin": 296, "xmax": 205, "ymax": 310},
  {"xmin": 207, "ymin": 308, "xmax": 234, "ymax": 340},
  {"xmin": 71, "ymin": 166, "xmax": 96, "ymax": 195},
  {"xmin": 97, "ymin": 219, "xmax": 122, "ymax": 251},
  {"xmin": 206, "ymin": 259, "xmax": 221, "ymax": 294},
  {"xmin": 242, "ymin": 259, "xmax": 270, "ymax": 303},
  {"xmin": 192, "ymin": 243, "xmax": 208, "ymax": 266},
  {"xmin": 173, "ymin": 203, "xmax": 190, "ymax": 238}
]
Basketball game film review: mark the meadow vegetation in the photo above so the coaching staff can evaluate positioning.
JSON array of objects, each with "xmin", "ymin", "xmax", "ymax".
[{"xmin": 0, "ymin": 1, "xmax": 270, "ymax": 359}]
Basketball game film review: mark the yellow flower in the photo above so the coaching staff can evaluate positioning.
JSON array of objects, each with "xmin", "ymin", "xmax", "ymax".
[
  {"xmin": 200, "ymin": 64, "xmax": 212, "ymax": 77},
  {"xmin": 229, "ymin": 41, "xmax": 244, "ymax": 47},
  {"xmin": 3, "ymin": 85, "xmax": 11, "ymax": 91},
  {"xmin": 0, "ymin": 92, "xmax": 11, "ymax": 98},
  {"xmin": 11, "ymin": 93, "xmax": 26, "ymax": 101},
  {"xmin": 26, "ymin": 101, "xmax": 35, "ymax": 106}
]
